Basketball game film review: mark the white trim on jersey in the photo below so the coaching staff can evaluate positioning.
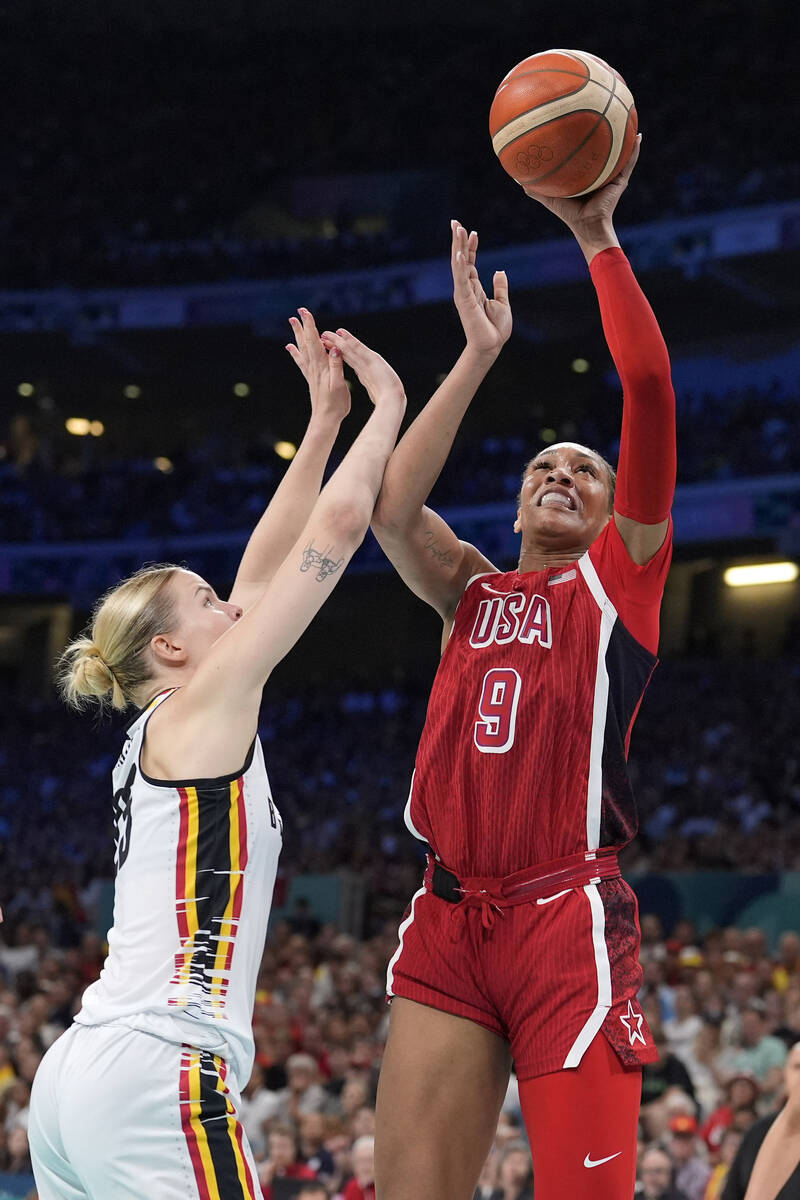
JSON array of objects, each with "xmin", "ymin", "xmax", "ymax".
[
  {"xmin": 403, "ymin": 769, "xmax": 427, "ymax": 843},
  {"xmin": 562, "ymin": 883, "xmax": 613, "ymax": 1068},
  {"xmin": 386, "ymin": 885, "xmax": 427, "ymax": 996},
  {"xmin": 578, "ymin": 552, "xmax": 618, "ymax": 852},
  {"xmin": 577, "ymin": 551, "xmax": 615, "ymax": 617},
  {"xmin": 465, "ymin": 571, "xmax": 495, "ymax": 589}
]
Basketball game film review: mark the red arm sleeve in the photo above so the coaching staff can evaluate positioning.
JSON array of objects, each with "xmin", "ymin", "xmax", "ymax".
[{"xmin": 589, "ymin": 247, "xmax": 676, "ymax": 525}]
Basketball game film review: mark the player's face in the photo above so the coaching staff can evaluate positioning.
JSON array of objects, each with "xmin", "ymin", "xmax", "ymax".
[
  {"xmin": 516, "ymin": 443, "xmax": 612, "ymax": 546},
  {"xmin": 168, "ymin": 570, "xmax": 243, "ymax": 661}
]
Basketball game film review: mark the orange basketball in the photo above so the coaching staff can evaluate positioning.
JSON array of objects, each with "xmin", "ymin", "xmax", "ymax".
[{"xmin": 489, "ymin": 49, "xmax": 638, "ymax": 197}]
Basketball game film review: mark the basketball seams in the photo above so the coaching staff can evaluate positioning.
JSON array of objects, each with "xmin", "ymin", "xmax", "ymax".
[
  {"xmin": 511, "ymin": 112, "xmax": 612, "ymax": 188},
  {"xmin": 491, "ymin": 72, "xmax": 634, "ymax": 152},
  {"xmin": 491, "ymin": 51, "xmax": 635, "ymax": 196},
  {"xmin": 496, "ymin": 109, "xmax": 611, "ymax": 160},
  {"xmin": 495, "ymin": 69, "xmax": 617, "ymax": 104},
  {"xmin": 491, "ymin": 77, "xmax": 617, "ymax": 156},
  {"xmin": 570, "ymin": 67, "xmax": 630, "ymax": 195},
  {"xmin": 550, "ymin": 68, "xmax": 616, "ymax": 195}
]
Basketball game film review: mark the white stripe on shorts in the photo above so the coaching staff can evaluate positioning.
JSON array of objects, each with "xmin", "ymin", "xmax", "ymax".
[
  {"xmin": 562, "ymin": 882, "xmax": 612, "ymax": 1068},
  {"xmin": 385, "ymin": 885, "xmax": 426, "ymax": 997}
]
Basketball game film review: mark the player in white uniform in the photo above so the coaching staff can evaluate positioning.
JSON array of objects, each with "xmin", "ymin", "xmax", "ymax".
[{"xmin": 28, "ymin": 313, "xmax": 407, "ymax": 1200}]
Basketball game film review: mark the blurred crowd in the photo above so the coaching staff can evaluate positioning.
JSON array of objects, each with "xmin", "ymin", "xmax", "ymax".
[
  {"xmin": 3, "ymin": 379, "xmax": 799, "ymax": 549},
  {"xmin": 0, "ymin": 653, "xmax": 799, "ymax": 1194},
  {"xmin": 2, "ymin": 657, "xmax": 800, "ymax": 950},
  {"xmin": 1, "ymin": 904, "xmax": 799, "ymax": 1197},
  {"xmin": 0, "ymin": 6, "xmax": 796, "ymax": 288}
]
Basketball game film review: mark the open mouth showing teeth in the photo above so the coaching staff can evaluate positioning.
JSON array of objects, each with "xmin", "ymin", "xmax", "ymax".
[{"xmin": 539, "ymin": 491, "xmax": 575, "ymax": 510}]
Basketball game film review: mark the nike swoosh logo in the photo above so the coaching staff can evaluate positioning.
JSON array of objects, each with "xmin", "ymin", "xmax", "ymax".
[
  {"xmin": 536, "ymin": 888, "xmax": 572, "ymax": 906},
  {"xmin": 584, "ymin": 1152, "xmax": 622, "ymax": 1169}
]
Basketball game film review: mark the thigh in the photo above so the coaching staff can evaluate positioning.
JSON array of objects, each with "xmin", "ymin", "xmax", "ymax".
[
  {"xmin": 376, "ymin": 997, "xmax": 511, "ymax": 1200},
  {"xmin": 519, "ymin": 1033, "xmax": 641, "ymax": 1200},
  {"xmin": 55, "ymin": 1025, "xmax": 261, "ymax": 1199}
]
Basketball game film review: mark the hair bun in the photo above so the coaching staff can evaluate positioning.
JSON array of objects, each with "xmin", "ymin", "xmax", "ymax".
[
  {"xmin": 59, "ymin": 637, "xmax": 124, "ymax": 709},
  {"xmin": 74, "ymin": 647, "xmax": 115, "ymax": 697}
]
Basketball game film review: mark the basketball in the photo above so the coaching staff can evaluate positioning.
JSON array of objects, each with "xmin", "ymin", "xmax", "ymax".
[{"xmin": 489, "ymin": 49, "xmax": 638, "ymax": 198}]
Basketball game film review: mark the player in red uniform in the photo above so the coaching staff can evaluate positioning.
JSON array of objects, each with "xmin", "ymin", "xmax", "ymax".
[{"xmin": 323, "ymin": 137, "xmax": 674, "ymax": 1200}]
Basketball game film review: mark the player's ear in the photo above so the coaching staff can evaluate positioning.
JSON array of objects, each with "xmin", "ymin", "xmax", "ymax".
[
  {"xmin": 514, "ymin": 508, "xmax": 522, "ymax": 534},
  {"xmin": 150, "ymin": 633, "xmax": 187, "ymax": 666}
]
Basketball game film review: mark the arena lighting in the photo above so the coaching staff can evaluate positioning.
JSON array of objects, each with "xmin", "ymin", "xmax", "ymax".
[
  {"xmin": 233, "ymin": 382, "xmax": 250, "ymax": 397},
  {"xmin": 539, "ymin": 427, "xmax": 557, "ymax": 443},
  {"xmin": 274, "ymin": 441, "xmax": 297, "ymax": 461},
  {"xmin": 17, "ymin": 382, "xmax": 34, "ymax": 397},
  {"xmin": 65, "ymin": 417, "xmax": 91, "ymax": 436},
  {"xmin": 723, "ymin": 563, "xmax": 799, "ymax": 588},
  {"xmin": 89, "ymin": 421, "xmax": 105, "ymax": 437},
  {"xmin": 153, "ymin": 456, "xmax": 174, "ymax": 473},
  {"xmin": 123, "ymin": 384, "xmax": 141, "ymax": 399},
  {"xmin": 571, "ymin": 358, "xmax": 590, "ymax": 374}
]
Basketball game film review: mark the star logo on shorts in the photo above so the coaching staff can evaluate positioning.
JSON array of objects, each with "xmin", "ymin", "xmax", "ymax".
[{"xmin": 620, "ymin": 999, "xmax": 647, "ymax": 1047}]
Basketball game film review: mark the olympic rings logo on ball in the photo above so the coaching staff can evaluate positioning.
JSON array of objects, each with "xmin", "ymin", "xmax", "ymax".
[{"xmin": 515, "ymin": 144, "xmax": 554, "ymax": 172}]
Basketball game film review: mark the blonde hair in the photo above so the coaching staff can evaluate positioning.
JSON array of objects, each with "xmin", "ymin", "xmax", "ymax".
[{"xmin": 58, "ymin": 564, "xmax": 182, "ymax": 711}]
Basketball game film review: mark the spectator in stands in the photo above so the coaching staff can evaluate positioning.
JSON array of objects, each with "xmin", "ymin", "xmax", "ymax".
[
  {"xmin": 667, "ymin": 1115, "xmax": 712, "ymax": 1200},
  {"xmin": 703, "ymin": 1128, "xmax": 742, "ymax": 1200},
  {"xmin": 273, "ymin": 1053, "xmax": 334, "ymax": 1124},
  {"xmin": 298, "ymin": 1112, "xmax": 337, "ymax": 1182},
  {"xmin": 666, "ymin": 987, "xmax": 706, "ymax": 1063},
  {"xmin": 724, "ymin": 1001, "xmax": 788, "ymax": 1091},
  {"xmin": 636, "ymin": 1146, "xmax": 690, "ymax": 1199},
  {"xmin": 259, "ymin": 1125, "xmax": 318, "ymax": 1199},
  {"xmin": 341, "ymin": 1135, "xmax": 375, "ymax": 1200},
  {"xmin": 4, "ymin": 1123, "xmax": 32, "ymax": 1174},
  {"xmin": 721, "ymin": 1042, "xmax": 800, "ymax": 1200},
  {"xmin": 773, "ymin": 934, "xmax": 800, "ymax": 995},
  {"xmin": 642, "ymin": 1019, "xmax": 698, "ymax": 1137},
  {"xmin": 702, "ymin": 1073, "xmax": 761, "ymax": 1154},
  {"xmin": 240, "ymin": 1061, "xmax": 281, "ymax": 1158},
  {"xmin": 486, "ymin": 1141, "xmax": 534, "ymax": 1200}
]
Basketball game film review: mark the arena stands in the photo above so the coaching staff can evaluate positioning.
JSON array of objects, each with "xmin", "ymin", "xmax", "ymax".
[
  {"xmin": 0, "ymin": 6, "xmax": 797, "ymax": 287},
  {"xmin": 3, "ymin": 380, "xmax": 800, "ymax": 545}
]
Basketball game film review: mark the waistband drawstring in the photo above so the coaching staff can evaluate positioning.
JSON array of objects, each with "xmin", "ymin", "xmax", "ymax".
[{"xmin": 449, "ymin": 886, "xmax": 507, "ymax": 938}]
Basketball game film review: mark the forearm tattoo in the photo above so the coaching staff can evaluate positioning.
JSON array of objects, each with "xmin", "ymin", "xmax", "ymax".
[
  {"xmin": 301, "ymin": 542, "xmax": 344, "ymax": 581},
  {"xmin": 423, "ymin": 526, "xmax": 455, "ymax": 568}
]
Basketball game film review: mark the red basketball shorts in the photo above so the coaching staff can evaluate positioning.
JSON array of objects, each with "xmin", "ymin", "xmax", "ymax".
[{"xmin": 386, "ymin": 859, "xmax": 657, "ymax": 1080}]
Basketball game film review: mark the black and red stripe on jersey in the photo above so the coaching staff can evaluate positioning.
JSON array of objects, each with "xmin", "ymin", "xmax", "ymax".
[{"xmin": 405, "ymin": 517, "xmax": 672, "ymax": 878}]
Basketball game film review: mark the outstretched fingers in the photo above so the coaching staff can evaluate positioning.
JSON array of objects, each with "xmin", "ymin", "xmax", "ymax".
[
  {"xmin": 451, "ymin": 219, "xmax": 488, "ymax": 309},
  {"xmin": 451, "ymin": 220, "xmax": 474, "ymax": 301},
  {"xmin": 287, "ymin": 306, "xmax": 335, "ymax": 380},
  {"xmin": 285, "ymin": 316, "xmax": 306, "ymax": 375}
]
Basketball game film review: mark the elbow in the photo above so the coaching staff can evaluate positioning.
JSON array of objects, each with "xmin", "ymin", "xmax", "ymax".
[
  {"xmin": 371, "ymin": 492, "xmax": 411, "ymax": 537},
  {"xmin": 625, "ymin": 364, "xmax": 675, "ymax": 401},
  {"xmin": 318, "ymin": 500, "xmax": 369, "ymax": 549},
  {"xmin": 371, "ymin": 496, "xmax": 395, "ymax": 536}
]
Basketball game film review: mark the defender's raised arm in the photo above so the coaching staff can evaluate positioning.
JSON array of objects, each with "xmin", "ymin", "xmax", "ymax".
[{"xmin": 366, "ymin": 221, "xmax": 512, "ymax": 623}]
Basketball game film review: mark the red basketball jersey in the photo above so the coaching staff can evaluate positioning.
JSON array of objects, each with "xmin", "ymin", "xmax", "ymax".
[{"xmin": 406, "ymin": 519, "xmax": 672, "ymax": 877}]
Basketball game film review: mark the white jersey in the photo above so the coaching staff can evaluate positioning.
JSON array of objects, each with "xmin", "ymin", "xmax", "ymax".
[{"xmin": 76, "ymin": 689, "xmax": 283, "ymax": 1089}]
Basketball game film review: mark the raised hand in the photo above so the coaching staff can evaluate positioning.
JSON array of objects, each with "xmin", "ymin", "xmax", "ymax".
[
  {"xmin": 522, "ymin": 134, "xmax": 642, "ymax": 239},
  {"xmin": 451, "ymin": 220, "xmax": 512, "ymax": 358},
  {"xmin": 320, "ymin": 329, "xmax": 406, "ymax": 411},
  {"xmin": 286, "ymin": 307, "xmax": 351, "ymax": 424}
]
